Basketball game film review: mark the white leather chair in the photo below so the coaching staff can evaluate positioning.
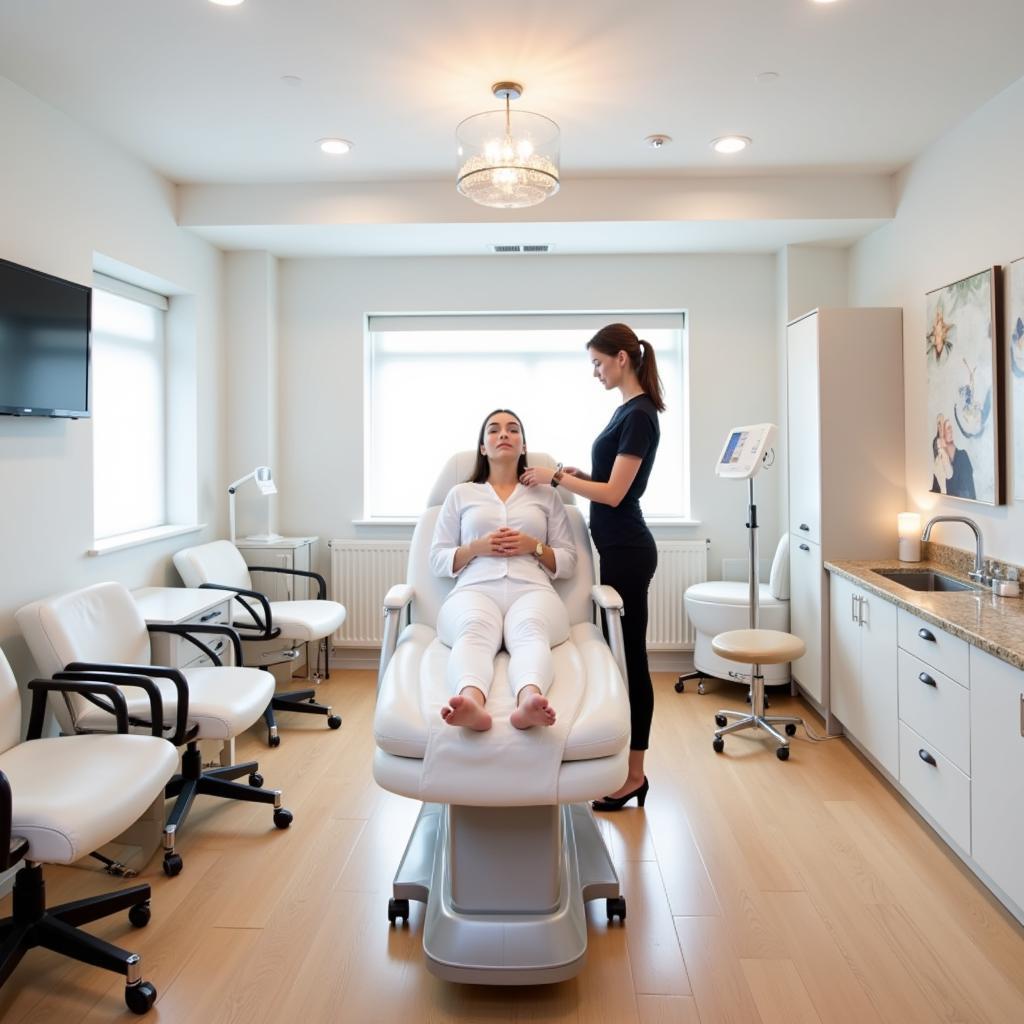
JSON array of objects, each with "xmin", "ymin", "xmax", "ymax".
[
  {"xmin": 16, "ymin": 582, "xmax": 293, "ymax": 878},
  {"xmin": 172, "ymin": 540, "xmax": 345, "ymax": 746},
  {"xmin": 677, "ymin": 534, "xmax": 791, "ymax": 694},
  {"xmin": 0, "ymin": 648, "xmax": 178, "ymax": 1014},
  {"xmin": 373, "ymin": 452, "xmax": 632, "ymax": 985}
]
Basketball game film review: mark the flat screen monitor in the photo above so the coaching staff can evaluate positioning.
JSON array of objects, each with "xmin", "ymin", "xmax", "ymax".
[{"xmin": 0, "ymin": 258, "xmax": 91, "ymax": 418}]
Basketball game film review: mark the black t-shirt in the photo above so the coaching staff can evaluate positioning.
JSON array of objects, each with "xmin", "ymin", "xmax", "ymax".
[{"xmin": 589, "ymin": 394, "xmax": 660, "ymax": 550}]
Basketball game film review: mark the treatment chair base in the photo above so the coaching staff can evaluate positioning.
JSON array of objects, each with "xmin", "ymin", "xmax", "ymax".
[
  {"xmin": 0, "ymin": 864, "xmax": 157, "ymax": 1014},
  {"xmin": 390, "ymin": 802, "xmax": 623, "ymax": 985}
]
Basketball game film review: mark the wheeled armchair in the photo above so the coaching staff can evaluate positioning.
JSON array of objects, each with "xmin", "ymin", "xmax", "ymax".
[
  {"xmin": 16, "ymin": 582, "xmax": 293, "ymax": 878},
  {"xmin": 173, "ymin": 540, "xmax": 346, "ymax": 746},
  {"xmin": 0, "ymin": 649, "xmax": 178, "ymax": 1014}
]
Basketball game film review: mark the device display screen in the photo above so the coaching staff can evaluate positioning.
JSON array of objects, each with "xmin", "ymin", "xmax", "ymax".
[{"xmin": 721, "ymin": 430, "xmax": 747, "ymax": 465}]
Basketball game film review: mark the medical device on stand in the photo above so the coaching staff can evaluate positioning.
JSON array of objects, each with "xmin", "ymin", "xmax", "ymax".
[{"xmin": 710, "ymin": 424, "xmax": 806, "ymax": 760}]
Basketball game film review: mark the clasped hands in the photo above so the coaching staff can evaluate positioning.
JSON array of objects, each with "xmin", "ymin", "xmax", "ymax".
[{"xmin": 473, "ymin": 528, "xmax": 538, "ymax": 558}]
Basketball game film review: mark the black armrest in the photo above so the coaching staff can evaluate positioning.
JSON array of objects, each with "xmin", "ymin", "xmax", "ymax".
[
  {"xmin": 53, "ymin": 671, "xmax": 165, "ymax": 738},
  {"xmin": 246, "ymin": 565, "xmax": 328, "ymax": 600},
  {"xmin": 0, "ymin": 770, "xmax": 30, "ymax": 872},
  {"xmin": 26, "ymin": 677, "xmax": 129, "ymax": 739},
  {"xmin": 147, "ymin": 622, "xmax": 243, "ymax": 667},
  {"xmin": 197, "ymin": 583, "xmax": 280, "ymax": 640},
  {"xmin": 64, "ymin": 661, "xmax": 191, "ymax": 747}
]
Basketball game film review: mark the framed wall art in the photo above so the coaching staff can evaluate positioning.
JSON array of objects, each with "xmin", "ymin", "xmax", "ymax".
[{"xmin": 925, "ymin": 266, "xmax": 1004, "ymax": 505}]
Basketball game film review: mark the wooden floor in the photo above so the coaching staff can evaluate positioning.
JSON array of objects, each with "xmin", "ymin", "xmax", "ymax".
[{"xmin": 3, "ymin": 670, "xmax": 1024, "ymax": 1023}]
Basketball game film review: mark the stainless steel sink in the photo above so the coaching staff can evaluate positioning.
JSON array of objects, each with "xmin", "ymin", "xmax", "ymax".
[{"xmin": 872, "ymin": 569, "xmax": 977, "ymax": 593}]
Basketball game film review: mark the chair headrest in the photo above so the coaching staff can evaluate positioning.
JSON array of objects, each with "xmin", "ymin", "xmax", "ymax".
[
  {"xmin": 768, "ymin": 533, "xmax": 790, "ymax": 601},
  {"xmin": 426, "ymin": 451, "xmax": 576, "ymax": 508}
]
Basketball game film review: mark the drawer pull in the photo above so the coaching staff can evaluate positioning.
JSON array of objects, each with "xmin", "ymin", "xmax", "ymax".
[
  {"xmin": 799, "ymin": 523, "xmax": 810, "ymax": 532},
  {"xmin": 917, "ymin": 627, "xmax": 936, "ymax": 642},
  {"xmin": 918, "ymin": 672, "xmax": 937, "ymax": 688},
  {"xmin": 200, "ymin": 610, "xmax": 221, "ymax": 622},
  {"xmin": 918, "ymin": 748, "xmax": 937, "ymax": 767},
  {"xmin": 799, "ymin": 543, "xmax": 810, "ymax": 552}
]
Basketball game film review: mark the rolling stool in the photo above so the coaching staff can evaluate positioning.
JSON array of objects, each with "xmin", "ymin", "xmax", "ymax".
[{"xmin": 711, "ymin": 628, "xmax": 806, "ymax": 761}]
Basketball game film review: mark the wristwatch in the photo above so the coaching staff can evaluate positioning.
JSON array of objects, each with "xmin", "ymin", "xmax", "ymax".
[
  {"xmin": 551, "ymin": 462, "xmax": 564, "ymax": 487},
  {"xmin": 534, "ymin": 540, "xmax": 544, "ymax": 558}
]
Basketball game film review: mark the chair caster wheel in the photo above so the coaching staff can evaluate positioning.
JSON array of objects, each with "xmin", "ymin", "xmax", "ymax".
[
  {"xmin": 777, "ymin": 746, "xmax": 790, "ymax": 761},
  {"xmin": 675, "ymin": 679, "xmax": 685, "ymax": 693},
  {"xmin": 785, "ymin": 723, "xmax": 797, "ymax": 736},
  {"xmin": 273, "ymin": 808, "xmax": 293, "ymax": 829},
  {"xmin": 327, "ymin": 714, "xmax": 342, "ymax": 729},
  {"xmin": 128, "ymin": 902, "xmax": 151, "ymax": 928},
  {"xmin": 713, "ymin": 737, "xmax": 725, "ymax": 753},
  {"xmin": 715, "ymin": 714, "xmax": 728, "ymax": 728},
  {"xmin": 248, "ymin": 772, "xmax": 264, "ymax": 788},
  {"xmin": 697, "ymin": 682, "xmax": 706, "ymax": 695},
  {"xmin": 388, "ymin": 897, "xmax": 410, "ymax": 925},
  {"xmin": 268, "ymin": 734, "xmax": 281, "ymax": 748},
  {"xmin": 125, "ymin": 980, "xmax": 157, "ymax": 1015},
  {"xmin": 162, "ymin": 853, "xmax": 183, "ymax": 878},
  {"xmin": 606, "ymin": 896, "xmax": 626, "ymax": 922}
]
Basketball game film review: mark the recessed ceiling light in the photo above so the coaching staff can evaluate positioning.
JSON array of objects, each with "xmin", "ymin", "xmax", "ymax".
[
  {"xmin": 711, "ymin": 135, "xmax": 751, "ymax": 154},
  {"xmin": 318, "ymin": 138, "xmax": 353, "ymax": 155},
  {"xmin": 645, "ymin": 134, "xmax": 672, "ymax": 149},
  {"xmin": 209, "ymin": 0, "xmax": 245, "ymax": 7},
  {"xmin": 811, "ymin": 0, "xmax": 841, "ymax": 4},
  {"xmin": 280, "ymin": 75, "xmax": 303, "ymax": 87},
  {"xmin": 756, "ymin": 71, "xmax": 780, "ymax": 84}
]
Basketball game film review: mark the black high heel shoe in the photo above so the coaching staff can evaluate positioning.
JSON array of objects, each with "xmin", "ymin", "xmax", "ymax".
[{"xmin": 592, "ymin": 777, "xmax": 649, "ymax": 812}]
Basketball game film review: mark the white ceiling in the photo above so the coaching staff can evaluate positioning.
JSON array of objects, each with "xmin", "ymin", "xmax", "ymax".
[
  {"xmin": 2, "ymin": 0, "xmax": 1022, "ymax": 256},
  {"xmin": 2, "ymin": 0, "xmax": 1022, "ymax": 185}
]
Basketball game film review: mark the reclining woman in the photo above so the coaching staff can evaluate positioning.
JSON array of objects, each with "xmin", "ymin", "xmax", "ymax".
[{"xmin": 431, "ymin": 409, "xmax": 578, "ymax": 732}]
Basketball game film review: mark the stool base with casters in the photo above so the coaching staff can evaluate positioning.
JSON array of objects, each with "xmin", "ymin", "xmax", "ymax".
[{"xmin": 710, "ymin": 629, "xmax": 805, "ymax": 761}]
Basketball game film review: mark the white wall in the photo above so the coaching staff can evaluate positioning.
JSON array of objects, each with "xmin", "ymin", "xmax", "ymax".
[
  {"xmin": 0, "ymin": 75, "xmax": 226, "ymax": 680},
  {"xmin": 276, "ymin": 253, "xmax": 779, "ymax": 579},
  {"xmin": 850, "ymin": 75, "xmax": 1024, "ymax": 563}
]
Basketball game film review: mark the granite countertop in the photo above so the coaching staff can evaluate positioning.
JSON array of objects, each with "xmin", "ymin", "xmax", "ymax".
[{"xmin": 825, "ymin": 559, "xmax": 1024, "ymax": 671}]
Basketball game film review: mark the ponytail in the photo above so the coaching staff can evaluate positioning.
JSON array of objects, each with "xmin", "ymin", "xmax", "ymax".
[{"xmin": 587, "ymin": 323, "xmax": 666, "ymax": 412}]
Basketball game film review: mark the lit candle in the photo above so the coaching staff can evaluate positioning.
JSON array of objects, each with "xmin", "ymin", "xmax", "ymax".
[{"xmin": 898, "ymin": 512, "xmax": 922, "ymax": 562}]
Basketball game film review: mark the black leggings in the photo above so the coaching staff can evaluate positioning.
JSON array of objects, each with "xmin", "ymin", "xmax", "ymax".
[{"xmin": 599, "ymin": 541, "xmax": 658, "ymax": 751}]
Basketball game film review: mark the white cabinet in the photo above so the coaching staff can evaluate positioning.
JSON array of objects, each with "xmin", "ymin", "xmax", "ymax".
[
  {"xmin": 236, "ymin": 536, "xmax": 317, "ymax": 602},
  {"xmin": 790, "ymin": 537, "xmax": 824, "ymax": 703},
  {"xmin": 969, "ymin": 647, "xmax": 1024, "ymax": 910},
  {"xmin": 828, "ymin": 575, "xmax": 898, "ymax": 777},
  {"xmin": 786, "ymin": 308, "xmax": 904, "ymax": 718}
]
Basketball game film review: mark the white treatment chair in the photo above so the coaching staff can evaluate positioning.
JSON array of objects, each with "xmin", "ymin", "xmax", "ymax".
[{"xmin": 373, "ymin": 452, "xmax": 632, "ymax": 985}]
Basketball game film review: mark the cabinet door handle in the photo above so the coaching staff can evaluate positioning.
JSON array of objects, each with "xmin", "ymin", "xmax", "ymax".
[
  {"xmin": 1020, "ymin": 694, "xmax": 1023, "ymax": 738},
  {"xmin": 799, "ymin": 523, "xmax": 810, "ymax": 531},
  {"xmin": 200, "ymin": 610, "xmax": 220, "ymax": 622},
  {"xmin": 919, "ymin": 672, "xmax": 937, "ymax": 687},
  {"xmin": 799, "ymin": 543, "xmax": 810, "ymax": 552},
  {"xmin": 851, "ymin": 594, "xmax": 859, "ymax": 622},
  {"xmin": 918, "ymin": 748, "xmax": 937, "ymax": 767},
  {"xmin": 917, "ymin": 627, "xmax": 936, "ymax": 642}
]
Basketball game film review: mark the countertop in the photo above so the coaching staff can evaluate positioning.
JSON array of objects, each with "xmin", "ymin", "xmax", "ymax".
[{"xmin": 825, "ymin": 559, "xmax": 1024, "ymax": 671}]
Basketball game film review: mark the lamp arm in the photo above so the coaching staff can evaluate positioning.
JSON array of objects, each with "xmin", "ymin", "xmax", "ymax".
[{"xmin": 227, "ymin": 470, "xmax": 258, "ymax": 494}]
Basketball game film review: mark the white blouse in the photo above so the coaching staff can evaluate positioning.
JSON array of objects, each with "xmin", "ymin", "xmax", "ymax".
[{"xmin": 430, "ymin": 482, "xmax": 578, "ymax": 589}]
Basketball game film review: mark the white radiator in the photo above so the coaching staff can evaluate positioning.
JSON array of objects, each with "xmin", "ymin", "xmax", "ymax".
[
  {"xmin": 330, "ymin": 541, "xmax": 411, "ymax": 646},
  {"xmin": 329, "ymin": 538, "xmax": 706, "ymax": 650},
  {"xmin": 643, "ymin": 540, "xmax": 708, "ymax": 650}
]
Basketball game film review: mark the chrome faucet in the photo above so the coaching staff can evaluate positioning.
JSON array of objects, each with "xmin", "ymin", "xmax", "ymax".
[{"xmin": 921, "ymin": 515, "xmax": 986, "ymax": 583}]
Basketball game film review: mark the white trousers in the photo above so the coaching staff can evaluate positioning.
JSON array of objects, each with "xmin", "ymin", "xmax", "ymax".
[{"xmin": 436, "ymin": 578, "xmax": 571, "ymax": 700}]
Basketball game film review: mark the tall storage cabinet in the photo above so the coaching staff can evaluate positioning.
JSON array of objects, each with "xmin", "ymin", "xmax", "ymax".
[{"xmin": 786, "ymin": 308, "xmax": 904, "ymax": 716}]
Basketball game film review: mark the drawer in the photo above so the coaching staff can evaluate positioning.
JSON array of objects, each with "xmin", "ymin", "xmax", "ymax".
[
  {"xmin": 175, "ymin": 630, "xmax": 230, "ymax": 668},
  {"xmin": 897, "ymin": 609, "xmax": 969, "ymax": 685},
  {"xmin": 897, "ymin": 649, "xmax": 970, "ymax": 774},
  {"xmin": 898, "ymin": 721, "xmax": 971, "ymax": 853}
]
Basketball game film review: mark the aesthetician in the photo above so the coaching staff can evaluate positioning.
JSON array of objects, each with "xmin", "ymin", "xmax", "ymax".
[{"xmin": 520, "ymin": 323, "xmax": 663, "ymax": 810}]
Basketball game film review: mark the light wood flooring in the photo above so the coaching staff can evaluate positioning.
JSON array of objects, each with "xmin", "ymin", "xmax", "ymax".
[{"xmin": 2, "ymin": 670, "xmax": 1024, "ymax": 1023}]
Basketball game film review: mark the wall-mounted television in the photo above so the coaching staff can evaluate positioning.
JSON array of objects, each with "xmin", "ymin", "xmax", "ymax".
[{"xmin": 0, "ymin": 257, "xmax": 91, "ymax": 418}]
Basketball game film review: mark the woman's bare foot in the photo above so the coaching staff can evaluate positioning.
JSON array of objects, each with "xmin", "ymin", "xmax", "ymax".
[
  {"xmin": 510, "ymin": 693, "xmax": 557, "ymax": 730},
  {"xmin": 440, "ymin": 694, "xmax": 492, "ymax": 731}
]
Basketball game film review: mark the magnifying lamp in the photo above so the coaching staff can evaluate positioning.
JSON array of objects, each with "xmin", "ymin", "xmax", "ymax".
[{"xmin": 228, "ymin": 466, "xmax": 281, "ymax": 544}]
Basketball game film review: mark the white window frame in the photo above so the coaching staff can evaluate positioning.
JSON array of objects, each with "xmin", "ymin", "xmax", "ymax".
[{"xmin": 361, "ymin": 309, "xmax": 691, "ymax": 524}]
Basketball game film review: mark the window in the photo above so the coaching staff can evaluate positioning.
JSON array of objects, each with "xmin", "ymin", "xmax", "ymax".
[
  {"xmin": 91, "ymin": 276, "xmax": 169, "ymax": 540},
  {"xmin": 365, "ymin": 312, "xmax": 688, "ymax": 519}
]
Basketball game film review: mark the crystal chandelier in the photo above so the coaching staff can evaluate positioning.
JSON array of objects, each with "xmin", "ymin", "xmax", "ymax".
[{"xmin": 456, "ymin": 82, "xmax": 560, "ymax": 209}]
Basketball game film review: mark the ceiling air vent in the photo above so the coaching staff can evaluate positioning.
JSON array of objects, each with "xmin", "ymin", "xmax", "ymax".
[{"xmin": 490, "ymin": 243, "xmax": 553, "ymax": 254}]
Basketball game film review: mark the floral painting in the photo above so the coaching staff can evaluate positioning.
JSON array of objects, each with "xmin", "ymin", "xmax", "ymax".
[
  {"xmin": 1011, "ymin": 258, "xmax": 1024, "ymax": 499},
  {"xmin": 926, "ymin": 267, "xmax": 1002, "ymax": 505}
]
